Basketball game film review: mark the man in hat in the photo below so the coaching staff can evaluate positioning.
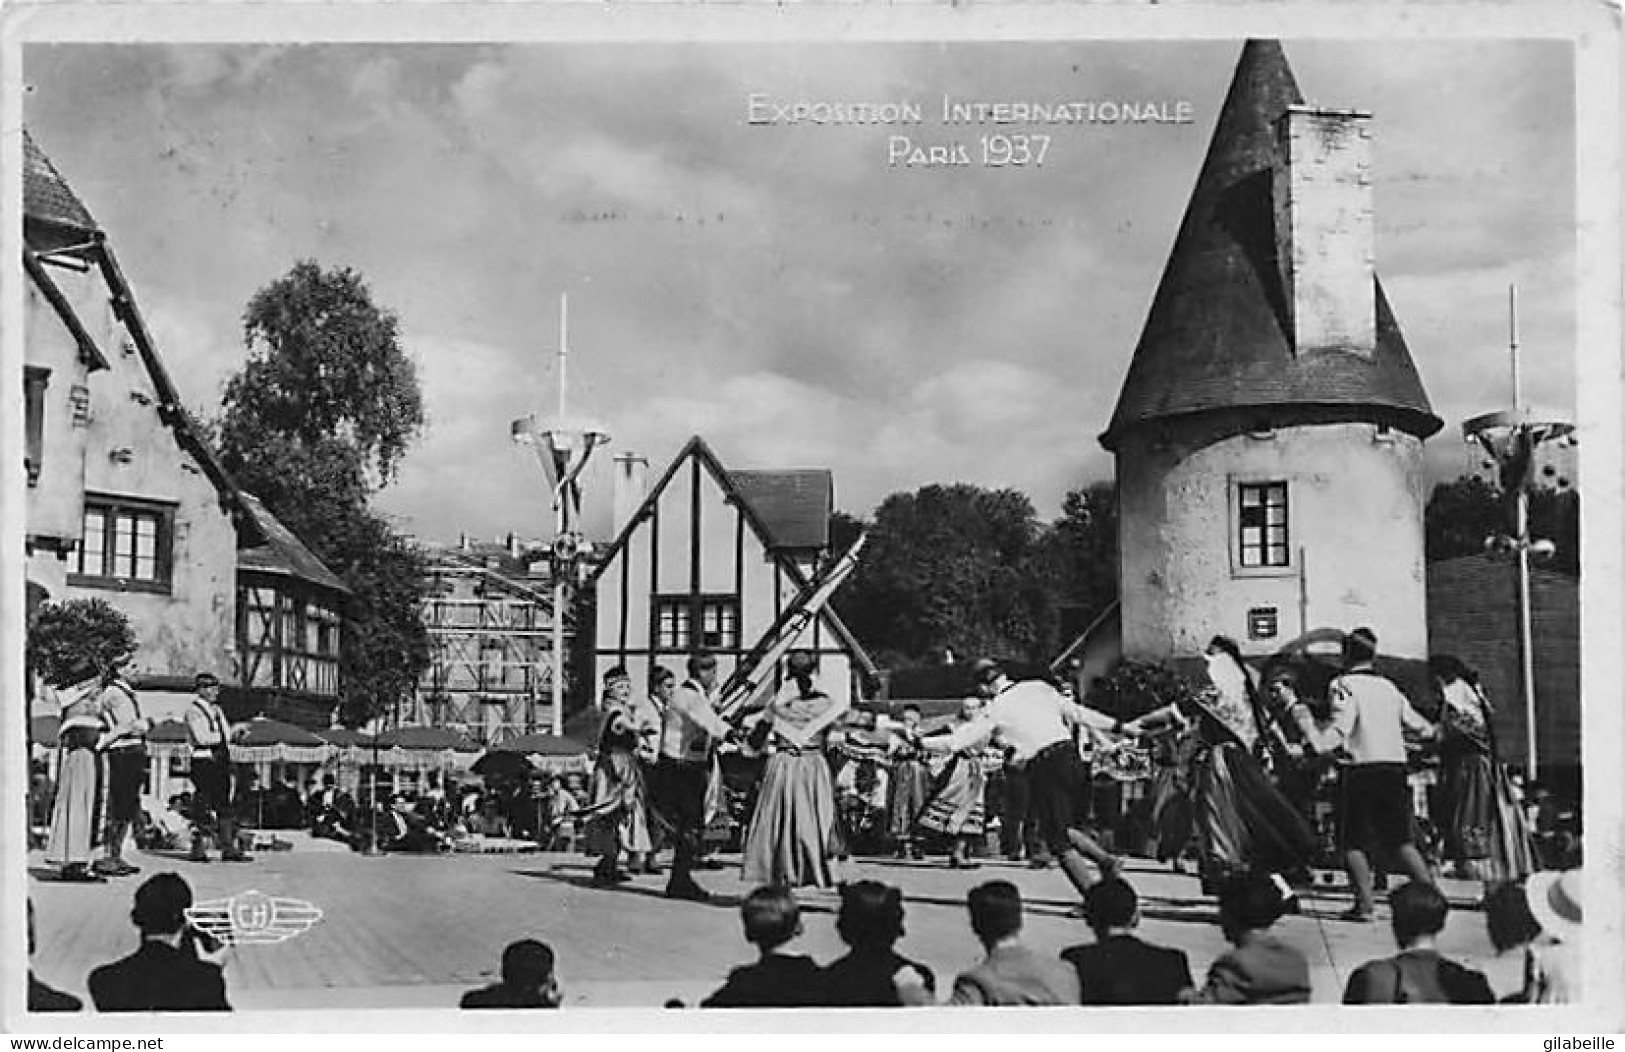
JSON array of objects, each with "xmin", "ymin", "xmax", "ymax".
[
  {"xmin": 651, "ymin": 651, "xmax": 737, "ymax": 901},
  {"xmin": 96, "ymin": 653, "xmax": 150, "ymax": 877},
  {"xmin": 920, "ymin": 658, "xmax": 1123, "ymax": 904},
  {"xmin": 1289, "ymin": 627, "xmax": 1435, "ymax": 921},
  {"xmin": 184, "ymin": 673, "xmax": 250, "ymax": 863}
]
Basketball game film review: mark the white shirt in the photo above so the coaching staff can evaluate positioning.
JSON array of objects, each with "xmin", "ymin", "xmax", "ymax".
[
  {"xmin": 934, "ymin": 679, "xmax": 1116, "ymax": 764},
  {"xmin": 185, "ymin": 695, "xmax": 232, "ymax": 757},
  {"xmin": 1324, "ymin": 669, "xmax": 1432, "ymax": 765},
  {"xmin": 659, "ymin": 679, "xmax": 731, "ymax": 764}
]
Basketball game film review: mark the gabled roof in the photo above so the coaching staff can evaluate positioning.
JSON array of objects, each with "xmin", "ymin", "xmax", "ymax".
[
  {"xmin": 728, "ymin": 469, "xmax": 833, "ymax": 551},
  {"xmin": 23, "ymin": 129, "xmax": 98, "ymax": 243},
  {"xmin": 587, "ymin": 435, "xmax": 879, "ymax": 682},
  {"xmin": 237, "ymin": 492, "xmax": 351, "ymax": 596},
  {"xmin": 1100, "ymin": 40, "xmax": 1440, "ymax": 451}
]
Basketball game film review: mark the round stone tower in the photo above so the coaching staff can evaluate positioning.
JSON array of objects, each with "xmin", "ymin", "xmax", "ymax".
[{"xmin": 1100, "ymin": 41, "xmax": 1442, "ymax": 662}]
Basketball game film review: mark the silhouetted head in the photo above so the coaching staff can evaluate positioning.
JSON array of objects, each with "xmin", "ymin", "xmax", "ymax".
[
  {"xmin": 740, "ymin": 885, "xmax": 802, "ymax": 951},
  {"xmin": 131, "ymin": 873, "xmax": 193, "ymax": 937},
  {"xmin": 1083, "ymin": 877, "xmax": 1139, "ymax": 934},
  {"xmin": 966, "ymin": 881, "xmax": 1023, "ymax": 945},
  {"xmin": 1389, "ymin": 880, "xmax": 1450, "ymax": 948},
  {"xmin": 836, "ymin": 881, "xmax": 905, "ymax": 951}
]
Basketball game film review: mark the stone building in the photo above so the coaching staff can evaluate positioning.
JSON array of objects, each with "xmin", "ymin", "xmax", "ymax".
[
  {"xmin": 22, "ymin": 129, "xmax": 345, "ymax": 729},
  {"xmin": 1095, "ymin": 40, "xmax": 1442, "ymax": 668}
]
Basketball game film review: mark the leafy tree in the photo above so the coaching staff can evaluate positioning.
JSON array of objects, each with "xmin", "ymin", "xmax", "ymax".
[
  {"xmin": 216, "ymin": 261, "xmax": 429, "ymax": 727},
  {"xmin": 27, "ymin": 598, "xmax": 136, "ymax": 687},
  {"xmin": 1425, "ymin": 473, "xmax": 1579, "ymax": 576},
  {"xmin": 1030, "ymin": 481, "xmax": 1119, "ymax": 657}
]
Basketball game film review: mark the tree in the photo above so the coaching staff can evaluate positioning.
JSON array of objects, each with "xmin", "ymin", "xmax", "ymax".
[
  {"xmin": 1030, "ymin": 482, "xmax": 1119, "ymax": 656},
  {"xmin": 216, "ymin": 261, "xmax": 430, "ymax": 727},
  {"xmin": 27, "ymin": 598, "xmax": 136, "ymax": 687},
  {"xmin": 1425, "ymin": 473, "xmax": 1579, "ymax": 576}
]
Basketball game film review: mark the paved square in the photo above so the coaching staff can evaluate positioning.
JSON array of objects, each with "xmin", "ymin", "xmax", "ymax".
[{"xmin": 27, "ymin": 836, "xmax": 1521, "ymax": 1011}]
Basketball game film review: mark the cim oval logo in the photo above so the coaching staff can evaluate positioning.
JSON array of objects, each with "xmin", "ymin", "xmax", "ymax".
[{"xmin": 187, "ymin": 890, "xmax": 323, "ymax": 946}]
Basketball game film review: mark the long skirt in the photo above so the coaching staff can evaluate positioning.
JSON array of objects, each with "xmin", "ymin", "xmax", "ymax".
[
  {"xmin": 45, "ymin": 746, "xmax": 104, "ymax": 867},
  {"xmin": 1194, "ymin": 742, "xmax": 1314, "ymax": 878},
  {"xmin": 583, "ymin": 748, "xmax": 652, "ymax": 856},
  {"xmin": 886, "ymin": 758, "xmax": 931, "ymax": 838},
  {"xmin": 916, "ymin": 755, "xmax": 986, "ymax": 837},
  {"xmin": 741, "ymin": 751, "xmax": 846, "ymax": 888},
  {"xmin": 1443, "ymin": 751, "xmax": 1537, "ymax": 881},
  {"xmin": 1147, "ymin": 764, "xmax": 1193, "ymax": 862}
]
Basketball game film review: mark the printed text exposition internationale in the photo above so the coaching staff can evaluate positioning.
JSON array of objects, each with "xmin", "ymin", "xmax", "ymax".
[{"xmin": 746, "ymin": 94, "xmax": 1195, "ymax": 126}]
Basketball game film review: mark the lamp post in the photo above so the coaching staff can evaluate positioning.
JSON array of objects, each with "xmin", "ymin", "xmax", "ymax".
[
  {"xmin": 1462, "ymin": 285, "xmax": 1574, "ymax": 782},
  {"xmin": 512, "ymin": 294, "xmax": 610, "ymax": 737}
]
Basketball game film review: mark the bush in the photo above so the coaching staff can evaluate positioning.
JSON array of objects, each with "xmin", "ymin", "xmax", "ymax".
[
  {"xmin": 1090, "ymin": 659, "xmax": 1208, "ymax": 721},
  {"xmin": 26, "ymin": 598, "xmax": 136, "ymax": 687}
]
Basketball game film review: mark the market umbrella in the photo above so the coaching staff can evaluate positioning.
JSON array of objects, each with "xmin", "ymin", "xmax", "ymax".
[
  {"xmin": 231, "ymin": 716, "xmax": 334, "ymax": 764},
  {"xmin": 469, "ymin": 750, "xmax": 538, "ymax": 780},
  {"xmin": 317, "ymin": 727, "xmax": 377, "ymax": 749},
  {"xmin": 148, "ymin": 719, "xmax": 190, "ymax": 744},
  {"xmin": 376, "ymin": 726, "xmax": 480, "ymax": 752},
  {"xmin": 490, "ymin": 731, "xmax": 589, "ymax": 756}
]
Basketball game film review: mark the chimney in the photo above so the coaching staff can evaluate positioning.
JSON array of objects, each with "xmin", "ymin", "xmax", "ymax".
[
  {"xmin": 612, "ymin": 452, "xmax": 649, "ymax": 534},
  {"xmin": 1272, "ymin": 106, "xmax": 1376, "ymax": 358},
  {"xmin": 506, "ymin": 532, "xmax": 520, "ymax": 557},
  {"xmin": 458, "ymin": 531, "xmax": 469, "ymax": 552}
]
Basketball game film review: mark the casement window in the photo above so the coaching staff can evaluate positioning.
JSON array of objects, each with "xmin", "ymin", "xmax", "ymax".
[
  {"xmin": 654, "ymin": 594, "xmax": 740, "ymax": 651},
  {"xmin": 70, "ymin": 494, "xmax": 176, "ymax": 592},
  {"xmin": 1236, "ymin": 481, "xmax": 1290, "ymax": 569},
  {"xmin": 241, "ymin": 584, "xmax": 342, "ymax": 697}
]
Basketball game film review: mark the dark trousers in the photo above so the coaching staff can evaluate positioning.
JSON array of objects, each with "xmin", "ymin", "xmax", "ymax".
[
  {"xmin": 102, "ymin": 748, "xmax": 147, "ymax": 861},
  {"xmin": 189, "ymin": 756, "xmax": 237, "ymax": 855},
  {"xmin": 651, "ymin": 757, "xmax": 710, "ymax": 878},
  {"xmin": 999, "ymin": 764, "xmax": 1045, "ymax": 859},
  {"xmin": 1028, "ymin": 741, "xmax": 1091, "ymax": 859}
]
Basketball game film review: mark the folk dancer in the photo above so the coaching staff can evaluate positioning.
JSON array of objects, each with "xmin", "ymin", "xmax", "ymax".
[
  {"xmin": 96, "ymin": 654, "xmax": 151, "ymax": 878},
  {"xmin": 45, "ymin": 662, "xmax": 110, "ymax": 883},
  {"xmin": 916, "ymin": 695, "xmax": 990, "ymax": 869},
  {"xmin": 650, "ymin": 652, "xmax": 736, "ymax": 901},
  {"xmin": 1430, "ymin": 654, "xmax": 1537, "ymax": 885},
  {"xmin": 885, "ymin": 705, "xmax": 931, "ymax": 860},
  {"xmin": 185, "ymin": 672, "xmax": 250, "ymax": 862},
  {"xmin": 1121, "ymin": 636, "xmax": 1314, "ymax": 897},
  {"xmin": 582, "ymin": 666, "xmax": 655, "ymax": 885},
  {"xmin": 740, "ymin": 651, "xmax": 850, "ymax": 889},
  {"xmin": 919, "ymin": 659, "xmax": 1122, "ymax": 902},
  {"xmin": 1289, "ymin": 627, "xmax": 1437, "ymax": 921}
]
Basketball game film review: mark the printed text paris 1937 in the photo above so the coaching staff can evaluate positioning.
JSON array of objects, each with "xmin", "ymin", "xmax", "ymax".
[{"xmin": 745, "ymin": 93, "xmax": 1195, "ymax": 169}]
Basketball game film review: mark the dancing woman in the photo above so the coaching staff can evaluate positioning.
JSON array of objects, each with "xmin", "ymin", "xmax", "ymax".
[
  {"xmin": 915, "ymin": 696, "xmax": 989, "ymax": 869},
  {"xmin": 1431, "ymin": 654, "xmax": 1536, "ymax": 885},
  {"xmin": 582, "ymin": 667, "xmax": 655, "ymax": 885},
  {"xmin": 740, "ymin": 651, "xmax": 850, "ymax": 889},
  {"xmin": 1123, "ymin": 636, "xmax": 1313, "ymax": 895},
  {"xmin": 45, "ymin": 663, "xmax": 110, "ymax": 883}
]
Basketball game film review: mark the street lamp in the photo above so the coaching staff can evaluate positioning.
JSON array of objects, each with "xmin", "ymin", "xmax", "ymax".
[
  {"xmin": 1461, "ymin": 286, "xmax": 1574, "ymax": 782},
  {"xmin": 511, "ymin": 294, "xmax": 611, "ymax": 737}
]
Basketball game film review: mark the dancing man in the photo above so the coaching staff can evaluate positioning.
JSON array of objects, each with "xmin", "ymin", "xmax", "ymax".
[
  {"xmin": 1289, "ymin": 627, "xmax": 1436, "ymax": 921},
  {"xmin": 650, "ymin": 651, "xmax": 735, "ymax": 901},
  {"xmin": 185, "ymin": 672, "xmax": 250, "ymax": 863},
  {"xmin": 919, "ymin": 659, "xmax": 1121, "ymax": 902},
  {"xmin": 96, "ymin": 654, "xmax": 150, "ymax": 878}
]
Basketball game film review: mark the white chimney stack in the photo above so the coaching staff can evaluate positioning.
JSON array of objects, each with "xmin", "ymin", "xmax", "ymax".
[
  {"xmin": 1273, "ymin": 106, "xmax": 1376, "ymax": 358},
  {"xmin": 612, "ymin": 452, "xmax": 649, "ymax": 535}
]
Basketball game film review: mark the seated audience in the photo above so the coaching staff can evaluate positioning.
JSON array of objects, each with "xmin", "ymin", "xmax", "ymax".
[
  {"xmin": 460, "ymin": 939, "xmax": 561, "ymax": 1009},
  {"xmin": 1343, "ymin": 880, "xmax": 1495, "ymax": 1004},
  {"xmin": 1061, "ymin": 877, "xmax": 1192, "ymax": 1005},
  {"xmin": 1485, "ymin": 869, "xmax": 1581, "ymax": 1004},
  {"xmin": 949, "ymin": 881, "xmax": 1078, "ymax": 1005},
  {"xmin": 87, "ymin": 873, "xmax": 230, "ymax": 1012},
  {"xmin": 1183, "ymin": 873, "xmax": 1310, "ymax": 1005},
  {"xmin": 27, "ymin": 900, "xmax": 81, "ymax": 1013},
  {"xmin": 701, "ymin": 885, "xmax": 823, "ymax": 1007},
  {"xmin": 819, "ymin": 881, "xmax": 936, "ymax": 1006}
]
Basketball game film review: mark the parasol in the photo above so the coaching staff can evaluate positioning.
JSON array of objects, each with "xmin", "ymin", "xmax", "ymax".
[
  {"xmin": 231, "ymin": 716, "xmax": 334, "ymax": 764},
  {"xmin": 470, "ymin": 750, "xmax": 538, "ymax": 780}
]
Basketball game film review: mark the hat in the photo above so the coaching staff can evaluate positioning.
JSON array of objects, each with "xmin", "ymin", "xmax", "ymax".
[
  {"xmin": 194, "ymin": 672, "xmax": 220, "ymax": 689},
  {"xmin": 971, "ymin": 658, "xmax": 1002, "ymax": 684},
  {"xmin": 1525, "ymin": 869, "xmax": 1583, "ymax": 942}
]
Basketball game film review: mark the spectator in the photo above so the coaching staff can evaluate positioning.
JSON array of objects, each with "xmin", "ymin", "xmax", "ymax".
[
  {"xmin": 819, "ymin": 881, "xmax": 936, "ymax": 1006},
  {"xmin": 27, "ymin": 900, "xmax": 81, "ymax": 1012},
  {"xmin": 1183, "ymin": 873, "xmax": 1310, "ymax": 1005},
  {"xmin": 1343, "ymin": 880, "xmax": 1495, "ymax": 1004},
  {"xmin": 460, "ymin": 940, "xmax": 561, "ymax": 1009},
  {"xmin": 545, "ymin": 776, "xmax": 580, "ymax": 853},
  {"xmin": 1485, "ymin": 871, "xmax": 1580, "ymax": 1004},
  {"xmin": 1061, "ymin": 877, "xmax": 1192, "ymax": 1005},
  {"xmin": 949, "ymin": 881, "xmax": 1078, "ymax": 1005},
  {"xmin": 87, "ymin": 873, "xmax": 230, "ymax": 1012},
  {"xmin": 701, "ymin": 885, "xmax": 823, "ymax": 1007}
]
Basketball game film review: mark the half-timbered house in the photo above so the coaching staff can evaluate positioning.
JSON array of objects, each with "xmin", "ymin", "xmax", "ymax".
[{"xmin": 583, "ymin": 437, "xmax": 878, "ymax": 709}]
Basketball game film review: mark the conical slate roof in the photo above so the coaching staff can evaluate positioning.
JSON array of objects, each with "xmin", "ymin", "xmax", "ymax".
[{"xmin": 1100, "ymin": 40, "xmax": 1440, "ymax": 452}]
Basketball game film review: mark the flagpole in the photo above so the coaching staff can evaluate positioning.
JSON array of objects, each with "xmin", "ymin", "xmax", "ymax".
[{"xmin": 552, "ymin": 294, "xmax": 567, "ymax": 738}]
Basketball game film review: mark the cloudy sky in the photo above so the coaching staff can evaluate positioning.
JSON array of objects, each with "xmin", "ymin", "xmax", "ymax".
[{"xmin": 23, "ymin": 38, "xmax": 1576, "ymax": 545}]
